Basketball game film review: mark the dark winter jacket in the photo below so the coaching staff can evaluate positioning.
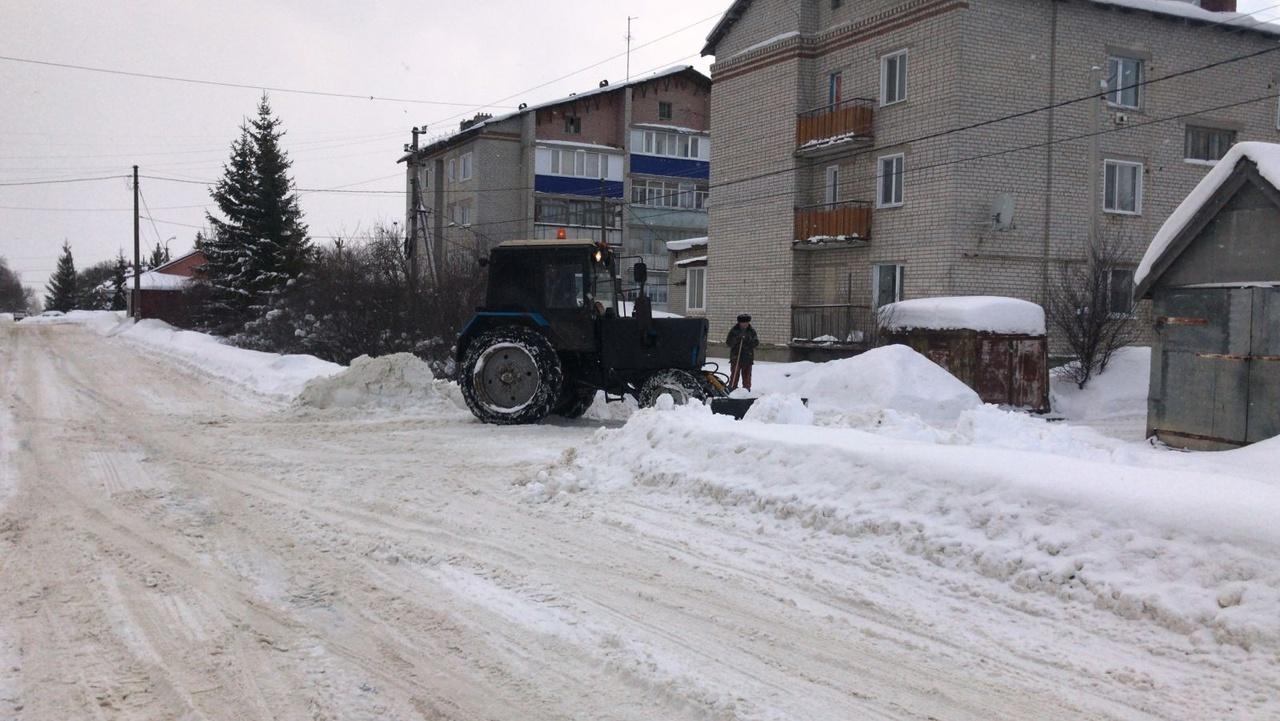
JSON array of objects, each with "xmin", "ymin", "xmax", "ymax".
[{"xmin": 726, "ymin": 325, "xmax": 759, "ymax": 364}]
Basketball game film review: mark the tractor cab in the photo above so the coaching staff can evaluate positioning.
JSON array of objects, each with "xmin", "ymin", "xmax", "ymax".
[{"xmin": 456, "ymin": 238, "xmax": 729, "ymax": 425}]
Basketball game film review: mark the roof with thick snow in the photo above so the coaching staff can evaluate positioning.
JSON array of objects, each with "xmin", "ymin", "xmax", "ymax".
[
  {"xmin": 1135, "ymin": 141, "xmax": 1280, "ymax": 296},
  {"xmin": 399, "ymin": 66, "xmax": 710, "ymax": 163},
  {"xmin": 702, "ymin": 0, "xmax": 1279, "ymax": 56},
  {"xmin": 880, "ymin": 296, "xmax": 1047, "ymax": 336},
  {"xmin": 666, "ymin": 236, "xmax": 708, "ymax": 252}
]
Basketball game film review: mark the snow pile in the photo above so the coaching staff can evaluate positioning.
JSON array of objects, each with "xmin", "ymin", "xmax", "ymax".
[
  {"xmin": 532, "ymin": 407, "xmax": 1280, "ymax": 652},
  {"xmin": 1052, "ymin": 347, "xmax": 1151, "ymax": 421},
  {"xmin": 19, "ymin": 309, "xmax": 125, "ymax": 333},
  {"xmin": 665, "ymin": 236, "xmax": 707, "ymax": 252},
  {"xmin": 582, "ymin": 392, "xmax": 638, "ymax": 423},
  {"xmin": 772, "ymin": 344, "xmax": 981, "ymax": 423},
  {"xmin": 296, "ymin": 353, "xmax": 462, "ymax": 413},
  {"xmin": 743, "ymin": 394, "xmax": 813, "ymax": 425},
  {"xmin": 1094, "ymin": 0, "xmax": 1280, "ymax": 37},
  {"xmin": 105, "ymin": 319, "xmax": 341, "ymax": 399},
  {"xmin": 880, "ymin": 296, "xmax": 1046, "ymax": 335},
  {"xmin": 1137, "ymin": 142, "xmax": 1280, "ymax": 288},
  {"xmin": 0, "ymin": 313, "xmax": 12, "ymax": 323}
]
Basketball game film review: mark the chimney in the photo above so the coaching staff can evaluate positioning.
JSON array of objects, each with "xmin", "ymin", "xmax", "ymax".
[
  {"xmin": 458, "ymin": 112, "xmax": 493, "ymax": 132},
  {"xmin": 1198, "ymin": 0, "xmax": 1237, "ymax": 11}
]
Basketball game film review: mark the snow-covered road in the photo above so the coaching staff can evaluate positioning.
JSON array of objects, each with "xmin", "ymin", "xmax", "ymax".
[{"xmin": 1, "ymin": 322, "xmax": 1275, "ymax": 720}]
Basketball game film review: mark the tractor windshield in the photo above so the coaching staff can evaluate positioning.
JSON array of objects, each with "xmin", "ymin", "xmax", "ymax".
[{"xmin": 590, "ymin": 252, "xmax": 621, "ymax": 315}]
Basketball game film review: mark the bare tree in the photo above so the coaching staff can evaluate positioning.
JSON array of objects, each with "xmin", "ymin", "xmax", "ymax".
[{"xmin": 1047, "ymin": 234, "xmax": 1139, "ymax": 389}]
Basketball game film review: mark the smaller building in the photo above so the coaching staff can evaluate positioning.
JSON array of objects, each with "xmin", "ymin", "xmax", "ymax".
[
  {"xmin": 127, "ymin": 250, "xmax": 206, "ymax": 327},
  {"xmin": 879, "ymin": 296, "xmax": 1050, "ymax": 412},
  {"xmin": 1135, "ymin": 142, "xmax": 1280, "ymax": 450},
  {"xmin": 665, "ymin": 236, "xmax": 707, "ymax": 318}
]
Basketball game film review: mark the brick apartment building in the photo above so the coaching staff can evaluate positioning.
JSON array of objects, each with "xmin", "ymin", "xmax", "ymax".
[
  {"xmin": 399, "ymin": 66, "xmax": 711, "ymax": 309},
  {"xmin": 701, "ymin": 0, "xmax": 1280, "ymax": 357}
]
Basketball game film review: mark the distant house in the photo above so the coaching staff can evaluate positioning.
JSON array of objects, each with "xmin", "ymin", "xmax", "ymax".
[
  {"xmin": 127, "ymin": 250, "xmax": 206, "ymax": 327},
  {"xmin": 665, "ymin": 236, "xmax": 707, "ymax": 318},
  {"xmin": 1135, "ymin": 142, "xmax": 1280, "ymax": 450}
]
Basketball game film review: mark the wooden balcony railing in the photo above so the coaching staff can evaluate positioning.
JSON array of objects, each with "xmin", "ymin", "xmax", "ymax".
[
  {"xmin": 794, "ymin": 201, "xmax": 872, "ymax": 242},
  {"xmin": 791, "ymin": 304, "xmax": 874, "ymax": 345},
  {"xmin": 796, "ymin": 98, "xmax": 874, "ymax": 149}
]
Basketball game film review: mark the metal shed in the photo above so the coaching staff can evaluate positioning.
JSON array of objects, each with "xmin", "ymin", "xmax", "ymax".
[
  {"xmin": 1135, "ymin": 142, "xmax": 1280, "ymax": 450},
  {"xmin": 878, "ymin": 296, "xmax": 1050, "ymax": 412}
]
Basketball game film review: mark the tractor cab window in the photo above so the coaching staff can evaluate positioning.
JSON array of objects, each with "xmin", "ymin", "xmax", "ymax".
[
  {"xmin": 544, "ymin": 261, "xmax": 585, "ymax": 309},
  {"xmin": 591, "ymin": 253, "xmax": 620, "ymax": 313}
]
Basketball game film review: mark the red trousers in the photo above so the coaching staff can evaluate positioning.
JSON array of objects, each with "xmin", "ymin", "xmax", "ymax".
[{"xmin": 729, "ymin": 361, "xmax": 752, "ymax": 391}]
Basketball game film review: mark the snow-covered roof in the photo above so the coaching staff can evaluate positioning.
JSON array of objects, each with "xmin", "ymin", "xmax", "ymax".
[
  {"xmin": 1135, "ymin": 142, "xmax": 1280, "ymax": 293},
  {"xmin": 632, "ymin": 123, "xmax": 708, "ymax": 135},
  {"xmin": 132, "ymin": 270, "xmax": 192, "ymax": 291},
  {"xmin": 880, "ymin": 296, "xmax": 1046, "ymax": 336},
  {"xmin": 401, "ymin": 66, "xmax": 709, "ymax": 162},
  {"xmin": 675, "ymin": 255, "xmax": 707, "ymax": 268},
  {"xmin": 666, "ymin": 236, "xmax": 707, "ymax": 252},
  {"xmin": 1087, "ymin": 1, "xmax": 1280, "ymax": 36}
]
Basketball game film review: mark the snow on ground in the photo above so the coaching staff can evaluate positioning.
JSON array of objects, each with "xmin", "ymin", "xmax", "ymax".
[
  {"xmin": 296, "ymin": 352, "xmax": 466, "ymax": 414},
  {"xmin": 1051, "ymin": 347, "xmax": 1152, "ymax": 441}
]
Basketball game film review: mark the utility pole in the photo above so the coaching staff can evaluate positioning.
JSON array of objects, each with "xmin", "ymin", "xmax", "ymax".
[
  {"xmin": 626, "ymin": 16, "xmax": 638, "ymax": 81},
  {"xmin": 407, "ymin": 126, "xmax": 421, "ymax": 282},
  {"xmin": 132, "ymin": 165, "xmax": 141, "ymax": 319}
]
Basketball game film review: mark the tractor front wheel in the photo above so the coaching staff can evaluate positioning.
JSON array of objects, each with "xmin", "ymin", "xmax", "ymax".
[
  {"xmin": 461, "ymin": 327, "xmax": 563, "ymax": 425},
  {"xmin": 637, "ymin": 369, "xmax": 707, "ymax": 408}
]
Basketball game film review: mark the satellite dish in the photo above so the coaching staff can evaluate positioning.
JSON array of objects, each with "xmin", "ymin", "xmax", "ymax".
[{"xmin": 991, "ymin": 193, "xmax": 1015, "ymax": 231}]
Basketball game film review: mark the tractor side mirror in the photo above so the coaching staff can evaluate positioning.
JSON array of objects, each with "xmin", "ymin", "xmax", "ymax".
[{"xmin": 633, "ymin": 261, "xmax": 648, "ymax": 286}]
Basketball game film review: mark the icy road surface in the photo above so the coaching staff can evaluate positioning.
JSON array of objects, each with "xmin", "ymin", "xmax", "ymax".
[{"xmin": 0, "ymin": 322, "xmax": 1275, "ymax": 720}]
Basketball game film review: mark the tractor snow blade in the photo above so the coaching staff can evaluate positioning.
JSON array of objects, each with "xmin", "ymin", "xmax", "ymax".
[{"xmin": 710, "ymin": 397, "xmax": 756, "ymax": 420}]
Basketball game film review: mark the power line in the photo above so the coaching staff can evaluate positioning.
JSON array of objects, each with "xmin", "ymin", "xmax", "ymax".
[
  {"xmin": 0, "ymin": 174, "xmax": 128, "ymax": 187},
  {"xmin": 0, "ymin": 54, "xmax": 519, "ymax": 108}
]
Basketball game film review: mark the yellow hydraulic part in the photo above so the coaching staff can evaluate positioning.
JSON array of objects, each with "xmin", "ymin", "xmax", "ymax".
[{"xmin": 703, "ymin": 371, "xmax": 728, "ymax": 396}]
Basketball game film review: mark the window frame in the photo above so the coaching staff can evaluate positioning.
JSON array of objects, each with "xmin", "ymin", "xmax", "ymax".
[
  {"xmin": 1106, "ymin": 55, "xmax": 1143, "ymax": 110},
  {"xmin": 828, "ymin": 71, "xmax": 843, "ymax": 108},
  {"xmin": 880, "ymin": 48, "xmax": 908, "ymax": 107},
  {"xmin": 876, "ymin": 153, "xmax": 905, "ymax": 209},
  {"xmin": 1107, "ymin": 267, "xmax": 1136, "ymax": 318},
  {"xmin": 872, "ymin": 264, "xmax": 904, "ymax": 309},
  {"xmin": 686, "ymin": 267, "xmax": 707, "ymax": 311},
  {"xmin": 825, "ymin": 164, "xmax": 840, "ymax": 205},
  {"xmin": 459, "ymin": 151, "xmax": 473, "ymax": 181},
  {"xmin": 658, "ymin": 101, "xmax": 673, "ymax": 120},
  {"xmin": 564, "ymin": 115, "xmax": 582, "ymax": 134},
  {"xmin": 1103, "ymin": 159, "xmax": 1143, "ymax": 215},
  {"xmin": 447, "ymin": 158, "xmax": 456, "ymax": 182},
  {"xmin": 1183, "ymin": 125, "xmax": 1237, "ymax": 163}
]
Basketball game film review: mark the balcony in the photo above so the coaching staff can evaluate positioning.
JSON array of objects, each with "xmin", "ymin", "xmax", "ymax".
[
  {"xmin": 791, "ymin": 304, "xmax": 874, "ymax": 347},
  {"xmin": 796, "ymin": 98, "xmax": 874, "ymax": 153},
  {"xmin": 794, "ymin": 201, "xmax": 872, "ymax": 244}
]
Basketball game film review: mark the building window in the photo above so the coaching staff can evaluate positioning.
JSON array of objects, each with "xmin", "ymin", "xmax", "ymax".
[
  {"xmin": 880, "ymin": 49, "xmax": 908, "ymax": 106},
  {"xmin": 876, "ymin": 154, "xmax": 904, "ymax": 208},
  {"xmin": 565, "ymin": 115, "xmax": 581, "ymax": 134},
  {"xmin": 1106, "ymin": 56, "xmax": 1143, "ymax": 109},
  {"xmin": 543, "ymin": 147, "xmax": 613, "ymax": 179},
  {"xmin": 632, "ymin": 179, "xmax": 708, "ymax": 209},
  {"xmin": 658, "ymin": 101, "xmax": 673, "ymax": 120},
  {"xmin": 459, "ymin": 151, "xmax": 473, "ymax": 181},
  {"xmin": 1103, "ymin": 159, "xmax": 1143, "ymax": 214},
  {"xmin": 832, "ymin": 0, "xmax": 842, "ymax": 8},
  {"xmin": 447, "ymin": 158, "xmax": 456, "ymax": 182},
  {"xmin": 534, "ymin": 198, "xmax": 620, "ymax": 228},
  {"xmin": 1184, "ymin": 126, "xmax": 1236, "ymax": 162},
  {"xmin": 1109, "ymin": 268, "xmax": 1135, "ymax": 317},
  {"xmin": 450, "ymin": 202, "xmax": 472, "ymax": 226},
  {"xmin": 686, "ymin": 267, "xmax": 706, "ymax": 311},
  {"xmin": 828, "ymin": 71, "xmax": 843, "ymax": 108},
  {"xmin": 638, "ymin": 130, "xmax": 704, "ymax": 159},
  {"xmin": 825, "ymin": 165, "xmax": 839, "ymax": 205},
  {"xmin": 873, "ymin": 264, "xmax": 903, "ymax": 308}
]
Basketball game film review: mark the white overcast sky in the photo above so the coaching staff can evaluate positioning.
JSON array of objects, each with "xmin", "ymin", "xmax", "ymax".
[{"xmin": 2, "ymin": 0, "xmax": 1277, "ymax": 291}]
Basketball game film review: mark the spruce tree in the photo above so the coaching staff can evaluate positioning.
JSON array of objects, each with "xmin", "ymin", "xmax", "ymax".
[
  {"xmin": 145, "ymin": 242, "xmax": 171, "ymax": 270},
  {"xmin": 245, "ymin": 94, "xmax": 310, "ymax": 310},
  {"xmin": 111, "ymin": 251, "xmax": 129, "ymax": 311},
  {"xmin": 44, "ymin": 241, "xmax": 78, "ymax": 313},
  {"xmin": 201, "ymin": 94, "xmax": 309, "ymax": 333}
]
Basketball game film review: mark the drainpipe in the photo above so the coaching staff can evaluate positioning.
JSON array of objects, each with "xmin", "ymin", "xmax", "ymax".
[{"xmin": 1042, "ymin": 1, "xmax": 1058, "ymax": 307}]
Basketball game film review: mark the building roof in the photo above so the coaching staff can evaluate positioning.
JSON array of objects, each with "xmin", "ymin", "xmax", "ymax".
[
  {"xmin": 399, "ymin": 66, "xmax": 711, "ymax": 163},
  {"xmin": 665, "ymin": 236, "xmax": 708, "ymax": 252},
  {"xmin": 496, "ymin": 239, "xmax": 599, "ymax": 249},
  {"xmin": 1135, "ymin": 142, "xmax": 1280, "ymax": 297},
  {"xmin": 701, "ymin": 0, "xmax": 1279, "ymax": 56}
]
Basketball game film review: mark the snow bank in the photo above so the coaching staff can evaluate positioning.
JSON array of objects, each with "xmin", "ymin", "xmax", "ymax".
[
  {"xmin": 1137, "ymin": 142, "xmax": 1280, "ymax": 288},
  {"xmin": 19, "ymin": 309, "xmax": 124, "ymax": 333},
  {"xmin": 105, "ymin": 319, "xmax": 341, "ymax": 399},
  {"xmin": 665, "ymin": 236, "xmax": 707, "ymax": 252},
  {"xmin": 296, "ymin": 353, "xmax": 463, "ymax": 413},
  {"xmin": 1052, "ymin": 347, "xmax": 1151, "ymax": 421},
  {"xmin": 532, "ymin": 407, "xmax": 1280, "ymax": 651},
  {"xmin": 772, "ymin": 344, "xmax": 981, "ymax": 423},
  {"xmin": 880, "ymin": 296, "xmax": 1046, "ymax": 335},
  {"xmin": 0, "ymin": 313, "xmax": 12, "ymax": 323},
  {"xmin": 743, "ymin": 394, "xmax": 813, "ymax": 425}
]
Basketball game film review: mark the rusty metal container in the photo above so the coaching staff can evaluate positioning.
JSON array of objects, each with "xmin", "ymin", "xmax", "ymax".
[{"xmin": 881, "ymin": 328, "xmax": 1051, "ymax": 412}]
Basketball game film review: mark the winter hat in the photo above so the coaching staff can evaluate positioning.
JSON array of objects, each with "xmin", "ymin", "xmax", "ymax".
[{"xmin": 737, "ymin": 314, "xmax": 752, "ymax": 323}]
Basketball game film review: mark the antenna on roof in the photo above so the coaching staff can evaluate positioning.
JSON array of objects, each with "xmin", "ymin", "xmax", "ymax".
[{"xmin": 626, "ymin": 16, "xmax": 639, "ymax": 81}]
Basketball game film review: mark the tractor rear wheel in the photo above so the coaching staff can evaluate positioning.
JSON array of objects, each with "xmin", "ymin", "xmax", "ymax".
[
  {"xmin": 637, "ymin": 369, "xmax": 707, "ymax": 408},
  {"xmin": 461, "ymin": 327, "xmax": 563, "ymax": 425}
]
